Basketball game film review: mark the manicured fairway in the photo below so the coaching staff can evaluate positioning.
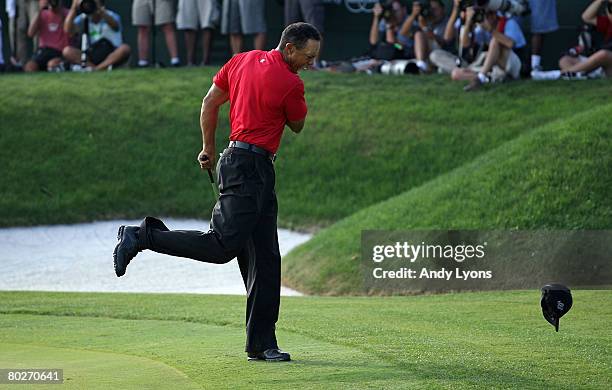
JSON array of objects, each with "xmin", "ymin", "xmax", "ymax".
[{"xmin": 0, "ymin": 290, "xmax": 610, "ymax": 389}]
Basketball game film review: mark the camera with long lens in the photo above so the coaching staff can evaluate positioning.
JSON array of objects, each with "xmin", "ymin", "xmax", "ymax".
[
  {"xmin": 475, "ymin": 0, "xmax": 529, "ymax": 17},
  {"xmin": 380, "ymin": 60, "xmax": 416, "ymax": 75},
  {"xmin": 80, "ymin": 0, "xmax": 98, "ymax": 15}
]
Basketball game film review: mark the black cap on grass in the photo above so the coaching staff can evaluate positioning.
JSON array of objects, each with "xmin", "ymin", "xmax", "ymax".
[{"xmin": 541, "ymin": 283, "xmax": 572, "ymax": 332}]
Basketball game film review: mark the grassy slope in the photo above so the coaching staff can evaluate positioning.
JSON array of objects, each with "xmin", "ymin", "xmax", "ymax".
[
  {"xmin": 0, "ymin": 290, "xmax": 610, "ymax": 389},
  {"xmin": 1, "ymin": 70, "xmax": 610, "ymax": 228},
  {"xmin": 283, "ymin": 103, "xmax": 612, "ymax": 295}
]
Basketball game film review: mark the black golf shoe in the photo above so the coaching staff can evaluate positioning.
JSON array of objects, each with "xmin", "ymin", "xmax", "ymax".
[
  {"xmin": 113, "ymin": 225, "xmax": 140, "ymax": 277},
  {"xmin": 247, "ymin": 348, "xmax": 291, "ymax": 362}
]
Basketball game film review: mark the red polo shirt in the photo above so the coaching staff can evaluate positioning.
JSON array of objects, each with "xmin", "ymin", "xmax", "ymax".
[
  {"xmin": 213, "ymin": 49, "xmax": 307, "ymax": 154},
  {"xmin": 596, "ymin": 16, "xmax": 612, "ymax": 43}
]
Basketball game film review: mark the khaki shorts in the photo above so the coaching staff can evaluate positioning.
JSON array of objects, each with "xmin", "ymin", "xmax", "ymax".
[
  {"xmin": 469, "ymin": 50, "xmax": 522, "ymax": 82},
  {"xmin": 221, "ymin": 0, "xmax": 266, "ymax": 35},
  {"xmin": 132, "ymin": 0, "xmax": 176, "ymax": 26},
  {"xmin": 504, "ymin": 50, "xmax": 522, "ymax": 80},
  {"xmin": 177, "ymin": 0, "xmax": 220, "ymax": 30}
]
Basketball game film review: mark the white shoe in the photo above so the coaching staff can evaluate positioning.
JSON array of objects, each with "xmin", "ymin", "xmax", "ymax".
[
  {"xmin": 587, "ymin": 67, "xmax": 604, "ymax": 79},
  {"xmin": 561, "ymin": 71, "xmax": 587, "ymax": 80},
  {"xmin": 70, "ymin": 64, "xmax": 93, "ymax": 73},
  {"xmin": 531, "ymin": 70, "xmax": 561, "ymax": 80}
]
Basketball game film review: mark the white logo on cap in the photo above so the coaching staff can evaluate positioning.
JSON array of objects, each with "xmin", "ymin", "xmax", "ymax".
[{"xmin": 260, "ymin": 59, "xmax": 266, "ymax": 63}]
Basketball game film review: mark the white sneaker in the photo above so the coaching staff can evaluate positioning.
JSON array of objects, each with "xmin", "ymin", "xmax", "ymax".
[
  {"xmin": 48, "ymin": 62, "xmax": 65, "ymax": 73},
  {"xmin": 561, "ymin": 71, "xmax": 587, "ymax": 81},
  {"xmin": 70, "ymin": 64, "xmax": 93, "ymax": 73},
  {"xmin": 587, "ymin": 67, "xmax": 604, "ymax": 79},
  {"xmin": 531, "ymin": 70, "xmax": 561, "ymax": 80}
]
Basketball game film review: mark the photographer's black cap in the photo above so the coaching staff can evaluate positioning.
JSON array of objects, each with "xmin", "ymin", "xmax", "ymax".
[{"xmin": 540, "ymin": 283, "xmax": 572, "ymax": 332}]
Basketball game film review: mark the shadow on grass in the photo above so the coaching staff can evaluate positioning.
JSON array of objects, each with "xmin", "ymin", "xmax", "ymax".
[{"xmin": 266, "ymin": 360, "xmax": 566, "ymax": 389}]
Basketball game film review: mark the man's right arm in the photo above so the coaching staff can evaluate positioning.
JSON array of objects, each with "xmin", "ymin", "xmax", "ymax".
[
  {"xmin": 444, "ymin": 0, "xmax": 461, "ymax": 43},
  {"xmin": 65, "ymin": 0, "xmax": 79, "ymax": 34},
  {"xmin": 582, "ymin": 0, "xmax": 603, "ymax": 26},
  {"xmin": 399, "ymin": 2, "xmax": 421, "ymax": 38},
  {"xmin": 198, "ymin": 84, "xmax": 229, "ymax": 170},
  {"xmin": 461, "ymin": 7, "xmax": 475, "ymax": 49},
  {"xmin": 28, "ymin": 1, "xmax": 46, "ymax": 38},
  {"xmin": 369, "ymin": 3, "xmax": 382, "ymax": 45}
]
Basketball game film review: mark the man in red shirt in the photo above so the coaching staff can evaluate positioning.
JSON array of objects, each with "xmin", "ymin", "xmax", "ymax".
[
  {"xmin": 113, "ymin": 22, "xmax": 321, "ymax": 362},
  {"xmin": 558, "ymin": 0, "xmax": 612, "ymax": 77},
  {"xmin": 24, "ymin": 0, "xmax": 69, "ymax": 72}
]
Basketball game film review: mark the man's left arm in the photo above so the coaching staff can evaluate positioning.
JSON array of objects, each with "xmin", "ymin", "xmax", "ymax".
[
  {"xmin": 491, "ymin": 29, "xmax": 514, "ymax": 48},
  {"xmin": 284, "ymin": 83, "xmax": 307, "ymax": 134},
  {"xmin": 97, "ymin": 1, "xmax": 119, "ymax": 31},
  {"xmin": 484, "ymin": 17, "xmax": 515, "ymax": 49}
]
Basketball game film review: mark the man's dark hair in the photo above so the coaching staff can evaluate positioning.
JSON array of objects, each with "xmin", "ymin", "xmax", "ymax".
[{"xmin": 279, "ymin": 22, "xmax": 321, "ymax": 50}]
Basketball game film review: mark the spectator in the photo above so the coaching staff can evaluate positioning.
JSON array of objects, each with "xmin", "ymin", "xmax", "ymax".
[
  {"xmin": 399, "ymin": 0, "xmax": 447, "ymax": 73},
  {"xmin": 24, "ymin": 0, "xmax": 69, "ymax": 72},
  {"xmin": 177, "ymin": 0, "xmax": 219, "ymax": 65},
  {"xmin": 529, "ymin": 0, "xmax": 558, "ymax": 74},
  {"xmin": 63, "ymin": 0, "xmax": 131, "ymax": 71},
  {"xmin": 5, "ymin": 0, "xmax": 17, "ymax": 69},
  {"xmin": 0, "ymin": 18, "xmax": 4, "ymax": 72},
  {"xmin": 132, "ymin": 0, "xmax": 180, "ymax": 67},
  {"xmin": 430, "ymin": 0, "xmax": 490, "ymax": 73},
  {"xmin": 454, "ymin": 10, "xmax": 526, "ymax": 91},
  {"xmin": 369, "ymin": 0, "xmax": 414, "ymax": 60},
  {"xmin": 557, "ymin": 0, "xmax": 612, "ymax": 78},
  {"xmin": 14, "ymin": 0, "xmax": 40, "ymax": 67},
  {"xmin": 285, "ymin": 0, "xmax": 323, "ymax": 64},
  {"xmin": 221, "ymin": 0, "xmax": 266, "ymax": 55}
]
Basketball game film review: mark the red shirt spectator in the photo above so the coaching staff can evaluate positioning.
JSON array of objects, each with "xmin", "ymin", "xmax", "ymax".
[
  {"xmin": 596, "ymin": 15, "xmax": 612, "ymax": 43},
  {"xmin": 39, "ymin": 8, "xmax": 70, "ymax": 51},
  {"xmin": 213, "ymin": 49, "xmax": 307, "ymax": 154}
]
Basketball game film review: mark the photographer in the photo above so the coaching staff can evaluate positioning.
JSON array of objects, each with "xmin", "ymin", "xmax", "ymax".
[
  {"xmin": 63, "ymin": 0, "xmax": 130, "ymax": 71},
  {"xmin": 557, "ymin": 0, "xmax": 612, "ymax": 78},
  {"xmin": 430, "ymin": 0, "xmax": 490, "ymax": 73},
  {"xmin": 369, "ymin": 0, "xmax": 415, "ymax": 60},
  {"xmin": 453, "ymin": 10, "xmax": 525, "ymax": 91},
  {"xmin": 398, "ymin": 0, "xmax": 447, "ymax": 73},
  {"xmin": 24, "ymin": 0, "xmax": 69, "ymax": 72}
]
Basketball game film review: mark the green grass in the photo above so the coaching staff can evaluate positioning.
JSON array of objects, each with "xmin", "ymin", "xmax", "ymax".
[
  {"xmin": 0, "ymin": 70, "xmax": 610, "ymax": 229},
  {"xmin": 283, "ymin": 102, "xmax": 612, "ymax": 295},
  {"xmin": 0, "ymin": 290, "xmax": 610, "ymax": 389}
]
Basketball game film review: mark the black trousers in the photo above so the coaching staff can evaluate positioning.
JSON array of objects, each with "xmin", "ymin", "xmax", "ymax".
[{"xmin": 138, "ymin": 147, "xmax": 281, "ymax": 353}]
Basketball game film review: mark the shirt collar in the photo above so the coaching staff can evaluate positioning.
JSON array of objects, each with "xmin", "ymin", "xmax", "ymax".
[{"xmin": 272, "ymin": 49, "xmax": 295, "ymax": 73}]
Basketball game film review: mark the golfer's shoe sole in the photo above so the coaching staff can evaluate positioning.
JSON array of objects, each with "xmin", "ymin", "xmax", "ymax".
[
  {"xmin": 113, "ymin": 225, "xmax": 127, "ymax": 277},
  {"xmin": 247, "ymin": 356, "xmax": 291, "ymax": 362}
]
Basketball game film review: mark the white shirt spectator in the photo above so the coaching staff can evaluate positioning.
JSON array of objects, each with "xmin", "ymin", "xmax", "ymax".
[{"xmin": 74, "ymin": 10, "xmax": 123, "ymax": 48}]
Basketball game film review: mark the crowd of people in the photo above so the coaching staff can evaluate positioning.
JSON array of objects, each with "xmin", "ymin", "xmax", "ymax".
[
  {"xmin": 1, "ymin": 0, "xmax": 611, "ymax": 90},
  {"xmin": 354, "ymin": 0, "xmax": 612, "ymax": 90},
  {"xmin": 0, "ymin": 0, "xmax": 324, "ymax": 72}
]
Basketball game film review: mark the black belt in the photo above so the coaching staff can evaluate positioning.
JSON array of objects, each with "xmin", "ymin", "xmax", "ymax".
[{"xmin": 228, "ymin": 141, "xmax": 276, "ymax": 161}]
